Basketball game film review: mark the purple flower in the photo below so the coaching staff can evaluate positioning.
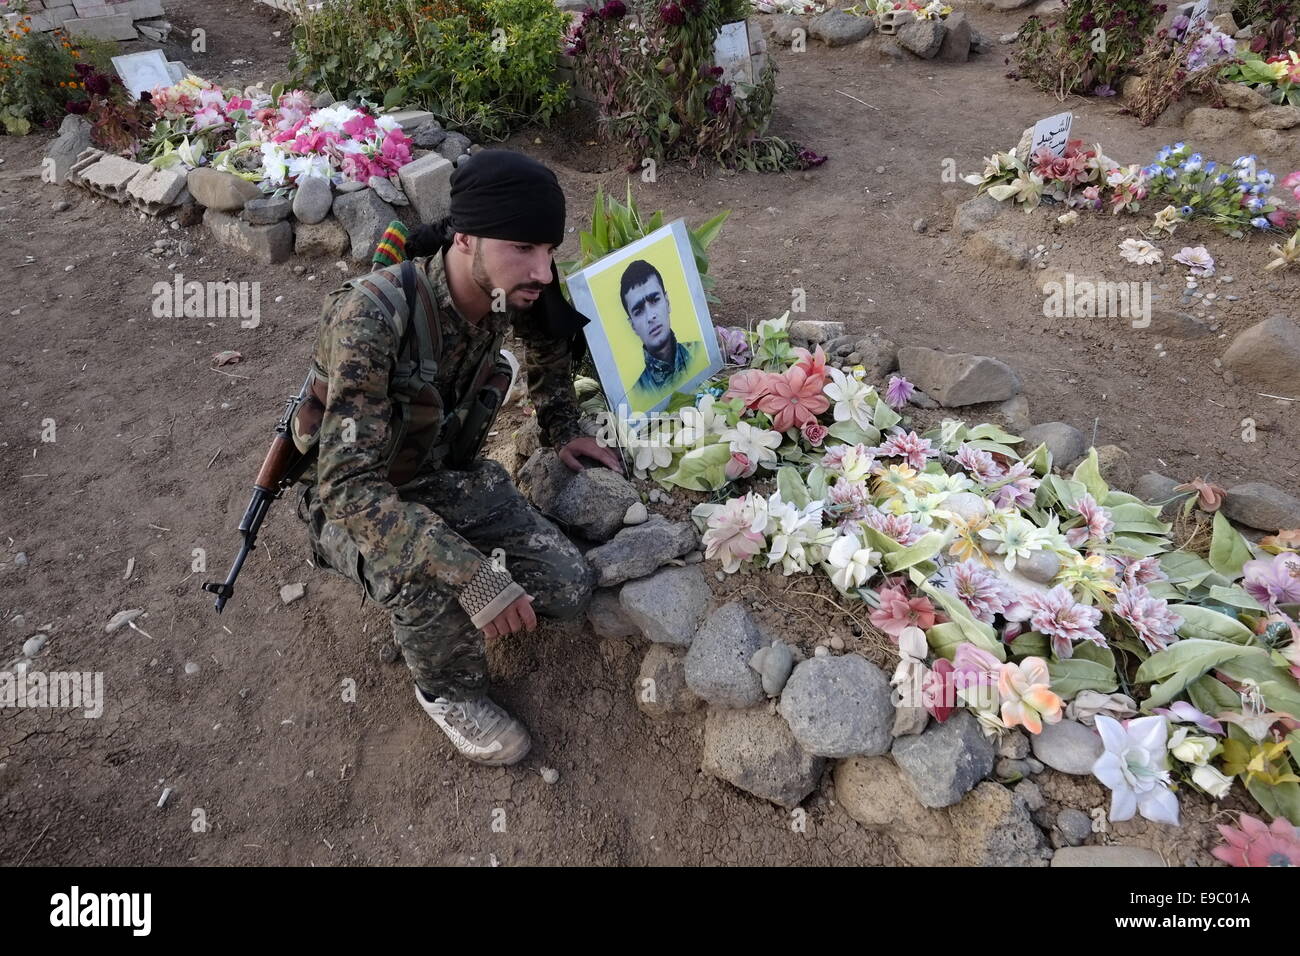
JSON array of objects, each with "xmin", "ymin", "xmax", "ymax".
[
  {"xmin": 1154, "ymin": 700, "xmax": 1225, "ymax": 736},
  {"xmin": 1021, "ymin": 585, "xmax": 1106, "ymax": 659},
  {"xmin": 939, "ymin": 559, "xmax": 1012, "ymax": 624},
  {"xmin": 599, "ymin": 0, "xmax": 626, "ymax": 18},
  {"xmin": 1108, "ymin": 554, "xmax": 1168, "ymax": 587},
  {"xmin": 84, "ymin": 73, "xmax": 111, "ymax": 96},
  {"xmin": 1093, "ymin": 84, "xmax": 1116, "ymax": 97},
  {"xmin": 884, "ymin": 374, "xmax": 914, "ymax": 410},
  {"xmin": 862, "ymin": 506, "xmax": 924, "ymax": 547},
  {"xmin": 1243, "ymin": 552, "xmax": 1300, "ymax": 609},
  {"xmin": 705, "ymin": 83, "xmax": 733, "ymax": 115},
  {"xmin": 796, "ymin": 147, "xmax": 827, "ymax": 169},
  {"xmin": 715, "ymin": 326, "xmax": 751, "ymax": 365},
  {"xmin": 659, "ymin": 1, "xmax": 685, "ymax": 24},
  {"xmin": 827, "ymin": 479, "xmax": 872, "ymax": 525},
  {"xmin": 955, "ymin": 443, "xmax": 1005, "ymax": 484},
  {"xmin": 1114, "ymin": 584, "xmax": 1183, "ymax": 653}
]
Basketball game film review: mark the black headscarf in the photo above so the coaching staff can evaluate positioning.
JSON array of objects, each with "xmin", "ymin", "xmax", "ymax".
[{"xmin": 407, "ymin": 149, "xmax": 589, "ymax": 352}]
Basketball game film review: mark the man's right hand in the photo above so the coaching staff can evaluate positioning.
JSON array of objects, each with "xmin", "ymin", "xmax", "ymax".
[{"xmin": 481, "ymin": 593, "xmax": 537, "ymax": 639}]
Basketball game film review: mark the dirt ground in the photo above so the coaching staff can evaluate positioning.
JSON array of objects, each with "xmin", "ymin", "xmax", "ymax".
[{"xmin": 1, "ymin": 0, "xmax": 1296, "ymax": 866}]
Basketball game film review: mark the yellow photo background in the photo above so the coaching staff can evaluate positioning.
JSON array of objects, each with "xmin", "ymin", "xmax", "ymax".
[{"xmin": 586, "ymin": 230, "xmax": 713, "ymax": 412}]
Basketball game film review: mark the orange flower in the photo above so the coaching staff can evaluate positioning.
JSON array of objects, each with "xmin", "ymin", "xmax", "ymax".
[{"xmin": 1175, "ymin": 477, "xmax": 1226, "ymax": 512}]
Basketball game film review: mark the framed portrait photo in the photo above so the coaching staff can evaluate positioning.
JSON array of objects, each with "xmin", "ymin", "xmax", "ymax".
[{"xmin": 565, "ymin": 219, "xmax": 723, "ymax": 422}]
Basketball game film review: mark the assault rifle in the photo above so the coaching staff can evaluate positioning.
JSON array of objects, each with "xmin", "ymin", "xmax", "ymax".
[{"xmin": 203, "ymin": 373, "xmax": 315, "ymax": 612}]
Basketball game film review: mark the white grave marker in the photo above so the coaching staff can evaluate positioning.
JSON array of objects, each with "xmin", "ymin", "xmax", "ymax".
[
  {"xmin": 1030, "ymin": 111, "xmax": 1073, "ymax": 158},
  {"xmin": 111, "ymin": 50, "xmax": 174, "ymax": 101}
]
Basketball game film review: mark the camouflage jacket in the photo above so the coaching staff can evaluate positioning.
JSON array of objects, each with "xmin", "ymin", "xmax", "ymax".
[{"xmin": 307, "ymin": 248, "xmax": 583, "ymax": 622}]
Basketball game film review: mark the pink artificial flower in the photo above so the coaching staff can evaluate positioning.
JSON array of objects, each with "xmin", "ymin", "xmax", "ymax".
[
  {"xmin": 869, "ymin": 581, "xmax": 941, "ymax": 640},
  {"xmin": 342, "ymin": 112, "xmax": 379, "ymax": 139},
  {"xmin": 939, "ymin": 559, "xmax": 1011, "ymax": 624},
  {"xmin": 922, "ymin": 658, "xmax": 958, "ymax": 722},
  {"xmin": 1113, "ymin": 584, "xmax": 1183, "ymax": 653},
  {"xmin": 955, "ymin": 443, "xmax": 1005, "ymax": 483},
  {"xmin": 826, "ymin": 479, "xmax": 871, "ymax": 524},
  {"xmin": 724, "ymin": 452, "xmax": 752, "ymax": 481},
  {"xmin": 885, "ymin": 375, "xmax": 915, "ymax": 410},
  {"xmin": 701, "ymin": 496, "xmax": 765, "ymax": 572},
  {"xmin": 953, "ymin": 642, "xmax": 1003, "ymax": 711},
  {"xmin": 873, "ymin": 430, "xmax": 938, "ymax": 471},
  {"xmin": 198, "ymin": 88, "xmax": 225, "ymax": 110},
  {"xmin": 225, "ymin": 95, "xmax": 252, "ymax": 113},
  {"xmin": 279, "ymin": 89, "xmax": 314, "ymax": 114},
  {"xmin": 272, "ymin": 117, "xmax": 309, "ymax": 143},
  {"xmin": 1212, "ymin": 814, "xmax": 1300, "ymax": 867},
  {"xmin": 1283, "ymin": 170, "xmax": 1300, "ymax": 201},
  {"xmin": 1021, "ymin": 585, "xmax": 1106, "ymax": 659},
  {"xmin": 1243, "ymin": 552, "xmax": 1300, "ymax": 609},
  {"xmin": 723, "ymin": 368, "xmax": 777, "ymax": 409},
  {"xmin": 861, "ymin": 506, "xmax": 924, "ymax": 546},
  {"xmin": 1066, "ymin": 492, "xmax": 1115, "ymax": 547},
  {"xmin": 1270, "ymin": 209, "xmax": 1299, "ymax": 230},
  {"xmin": 191, "ymin": 106, "xmax": 224, "ymax": 129},
  {"xmin": 998, "ymin": 657, "xmax": 1064, "ymax": 734},
  {"xmin": 792, "ymin": 345, "xmax": 827, "ymax": 381},
  {"xmin": 1109, "ymin": 554, "xmax": 1168, "ymax": 587},
  {"xmin": 756, "ymin": 366, "xmax": 830, "ymax": 433},
  {"xmin": 801, "ymin": 421, "xmax": 827, "ymax": 446},
  {"xmin": 1153, "ymin": 700, "xmax": 1225, "ymax": 736},
  {"xmin": 990, "ymin": 461, "xmax": 1040, "ymax": 509}
]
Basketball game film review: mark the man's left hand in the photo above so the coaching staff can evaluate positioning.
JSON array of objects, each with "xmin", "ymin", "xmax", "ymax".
[{"xmin": 558, "ymin": 435, "xmax": 624, "ymax": 474}]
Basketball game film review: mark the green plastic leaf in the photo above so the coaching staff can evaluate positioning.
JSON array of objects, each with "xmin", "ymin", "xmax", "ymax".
[
  {"xmin": 967, "ymin": 423, "xmax": 1022, "ymax": 443},
  {"xmin": 1023, "ymin": 442, "xmax": 1052, "ymax": 477},
  {"xmin": 916, "ymin": 580, "xmax": 1004, "ymax": 660},
  {"xmin": 1048, "ymin": 657, "xmax": 1118, "ymax": 699},
  {"xmin": 871, "ymin": 401, "xmax": 901, "ymax": 431},
  {"xmin": 1245, "ymin": 777, "xmax": 1300, "ymax": 826},
  {"xmin": 1187, "ymin": 674, "xmax": 1242, "ymax": 717},
  {"xmin": 1074, "ymin": 640, "xmax": 1116, "ymax": 671},
  {"xmin": 1208, "ymin": 585, "xmax": 1266, "ymax": 612},
  {"xmin": 693, "ymin": 209, "xmax": 730, "ymax": 250},
  {"xmin": 1109, "ymin": 533, "xmax": 1170, "ymax": 558},
  {"xmin": 592, "ymin": 187, "xmax": 608, "ymax": 252},
  {"xmin": 861, "ymin": 525, "xmax": 900, "ymax": 555},
  {"xmin": 1070, "ymin": 448, "xmax": 1109, "ymax": 501},
  {"xmin": 883, "ymin": 532, "xmax": 944, "ymax": 572},
  {"xmin": 1209, "ymin": 511, "xmax": 1254, "ymax": 580},
  {"xmin": 826, "ymin": 420, "xmax": 879, "ymax": 446},
  {"xmin": 1174, "ymin": 604, "xmax": 1255, "ymax": 644},
  {"xmin": 926, "ymin": 622, "xmax": 970, "ymax": 662},
  {"xmin": 776, "ymin": 466, "xmax": 809, "ymax": 509},
  {"xmin": 1109, "ymin": 502, "xmax": 1172, "ymax": 535},
  {"xmin": 1136, "ymin": 640, "xmax": 1266, "ymax": 711},
  {"xmin": 966, "ymin": 440, "xmax": 1021, "ymax": 458},
  {"xmin": 270, "ymin": 81, "xmax": 285, "ymax": 103},
  {"xmin": 1160, "ymin": 550, "xmax": 1218, "ymax": 590},
  {"xmin": 1009, "ymin": 631, "xmax": 1050, "ymax": 658},
  {"xmin": 659, "ymin": 442, "xmax": 731, "ymax": 492},
  {"xmin": 807, "ymin": 465, "xmax": 828, "ymax": 501},
  {"xmin": 1215, "ymin": 656, "xmax": 1300, "ymax": 717}
]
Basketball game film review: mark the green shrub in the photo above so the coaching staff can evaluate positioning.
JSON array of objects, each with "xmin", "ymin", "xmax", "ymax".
[
  {"xmin": 0, "ymin": 19, "xmax": 114, "ymax": 134},
  {"xmin": 288, "ymin": 0, "xmax": 570, "ymax": 140},
  {"xmin": 1013, "ymin": 0, "xmax": 1164, "ymax": 97}
]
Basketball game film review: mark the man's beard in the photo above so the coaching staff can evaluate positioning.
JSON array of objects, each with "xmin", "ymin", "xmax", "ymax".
[{"xmin": 472, "ymin": 239, "xmax": 546, "ymax": 311}]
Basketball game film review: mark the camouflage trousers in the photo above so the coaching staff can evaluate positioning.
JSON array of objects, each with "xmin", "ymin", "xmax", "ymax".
[{"xmin": 300, "ymin": 458, "xmax": 593, "ymax": 700}]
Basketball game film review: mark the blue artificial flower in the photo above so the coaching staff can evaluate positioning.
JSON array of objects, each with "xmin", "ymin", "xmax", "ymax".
[
  {"xmin": 1156, "ymin": 146, "xmax": 1172, "ymax": 163},
  {"xmin": 1203, "ymin": 161, "xmax": 1217, "ymax": 175},
  {"xmin": 1215, "ymin": 172, "xmax": 1230, "ymax": 185},
  {"xmin": 1258, "ymin": 171, "xmax": 1275, "ymax": 189},
  {"xmin": 1247, "ymin": 196, "xmax": 1265, "ymax": 211},
  {"xmin": 1172, "ymin": 142, "xmax": 1186, "ymax": 152},
  {"xmin": 1180, "ymin": 205, "xmax": 1194, "ymax": 216},
  {"xmin": 1251, "ymin": 217, "xmax": 1270, "ymax": 229}
]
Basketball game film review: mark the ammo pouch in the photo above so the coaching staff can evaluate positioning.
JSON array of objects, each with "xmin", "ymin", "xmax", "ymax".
[{"xmin": 443, "ymin": 349, "xmax": 513, "ymax": 469}]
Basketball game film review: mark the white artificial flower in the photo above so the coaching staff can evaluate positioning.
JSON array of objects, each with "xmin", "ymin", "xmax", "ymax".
[
  {"xmin": 1191, "ymin": 764, "xmax": 1233, "ymax": 799},
  {"xmin": 1092, "ymin": 715, "xmax": 1181, "ymax": 826},
  {"xmin": 1172, "ymin": 245, "xmax": 1215, "ymax": 276},
  {"xmin": 765, "ymin": 494, "xmax": 834, "ymax": 576},
  {"xmin": 979, "ymin": 513, "xmax": 1045, "ymax": 571},
  {"xmin": 722, "ymin": 421, "xmax": 781, "ymax": 474},
  {"xmin": 1119, "ymin": 237, "xmax": 1162, "ymax": 265},
  {"xmin": 1057, "ymin": 210, "xmax": 1080, "ymax": 226},
  {"xmin": 1168, "ymin": 726, "xmax": 1218, "ymax": 766},
  {"xmin": 676, "ymin": 395, "xmax": 728, "ymax": 447},
  {"xmin": 756, "ymin": 312, "xmax": 789, "ymax": 343},
  {"xmin": 824, "ymin": 532, "xmax": 881, "ymax": 593},
  {"xmin": 824, "ymin": 367, "xmax": 875, "ymax": 431},
  {"xmin": 260, "ymin": 141, "xmax": 289, "ymax": 185},
  {"xmin": 286, "ymin": 153, "xmax": 333, "ymax": 183}
]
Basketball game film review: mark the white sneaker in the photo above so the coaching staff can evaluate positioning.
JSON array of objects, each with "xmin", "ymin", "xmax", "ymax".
[{"xmin": 414, "ymin": 687, "xmax": 532, "ymax": 766}]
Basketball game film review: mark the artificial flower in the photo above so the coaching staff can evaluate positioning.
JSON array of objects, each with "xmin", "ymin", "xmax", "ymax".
[
  {"xmin": 874, "ymin": 430, "xmax": 939, "ymax": 471},
  {"xmin": 938, "ymin": 559, "xmax": 1011, "ymax": 623},
  {"xmin": 1168, "ymin": 725, "xmax": 1219, "ymax": 766},
  {"xmin": 922, "ymin": 658, "xmax": 958, "ymax": 722},
  {"xmin": 1119, "ymin": 237, "xmax": 1162, "ymax": 265},
  {"xmin": 1065, "ymin": 492, "xmax": 1114, "ymax": 547},
  {"xmin": 869, "ymin": 581, "xmax": 940, "ymax": 639},
  {"xmin": 1191, "ymin": 764, "xmax": 1234, "ymax": 799},
  {"xmin": 723, "ymin": 368, "xmax": 777, "ymax": 409},
  {"xmin": 1093, "ymin": 714, "xmax": 1181, "ymax": 826},
  {"xmin": 801, "ymin": 421, "xmax": 828, "ymax": 446},
  {"xmin": 884, "ymin": 375, "xmax": 915, "ymax": 409},
  {"xmin": 756, "ymin": 365, "xmax": 830, "ymax": 433},
  {"xmin": 1021, "ymin": 585, "xmax": 1107, "ymax": 658},
  {"xmin": 997, "ymin": 657, "xmax": 1063, "ymax": 734},
  {"xmin": 824, "ymin": 367, "xmax": 875, "ymax": 430},
  {"xmin": 1212, "ymin": 814, "xmax": 1300, "ymax": 867},
  {"xmin": 701, "ymin": 494, "xmax": 765, "ymax": 572},
  {"xmin": 721, "ymin": 421, "xmax": 782, "ymax": 476},
  {"xmin": 1172, "ymin": 245, "xmax": 1215, "ymax": 276},
  {"xmin": 1242, "ymin": 552, "xmax": 1300, "ymax": 609},
  {"xmin": 824, "ymin": 531, "xmax": 881, "ymax": 593},
  {"xmin": 821, "ymin": 442, "xmax": 876, "ymax": 482},
  {"xmin": 1113, "ymin": 584, "xmax": 1183, "ymax": 653},
  {"xmin": 1153, "ymin": 700, "xmax": 1224, "ymax": 736}
]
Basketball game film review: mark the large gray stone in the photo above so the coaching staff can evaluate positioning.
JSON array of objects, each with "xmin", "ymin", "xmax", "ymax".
[
  {"xmin": 1134, "ymin": 472, "xmax": 1188, "ymax": 516},
  {"xmin": 551, "ymin": 467, "xmax": 641, "ymax": 542},
  {"xmin": 1184, "ymin": 106, "xmax": 1248, "ymax": 141},
  {"xmin": 891, "ymin": 709, "xmax": 996, "ymax": 808},
  {"xmin": 777, "ymin": 655, "xmax": 894, "ymax": 758},
  {"xmin": 64, "ymin": 13, "xmax": 137, "ymax": 41},
  {"xmin": 684, "ymin": 603, "xmax": 766, "ymax": 709},
  {"xmin": 1022, "ymin": 422, "xmax": 1086, "ymax": 467},
  {"xmin": 897, "ymin": 18, "xmax": 944, "ymax": 57},
  {"xmin": 938, "ymin": 11, "xmax": 971, "ymax": 62},
  {"xmin": 187, "ymin": 167, "xmax": 262, "ymax": 212},
  {"xmin": 1052, "ymin": 845, "xmax": 1165, "ymax": 867},
  {"xmin": 202, "ymin": 209, "xmax": 293, "ymax": 264},
  {"xmin": 809, "ymin": 9, "xmax": 874, "ymax": 46},
  {"xmin": 397, "ymin": 152, "xmax": 454, "ymax": 225},
  {"xmin": 410, "ymin": 119, "xmax": 447, "ymax": 149},
  {"xmin": 1218, "ymin": 82, "xmax": 1269, "ymax": 112},
  {"xmin": 243, "ymin": 195, "xmax": 292, "ymax": 224},
  {"xmin": 964, "ymin": 230, "xmax": 1030, "ymax": 269},
  {"xmin": 1222, "ymin": 482, "xmax": 1300, "ymax": 532},
  {"xmin": 587, "ymin": 587, "xmax": 637, "ymax": 639},
  {"xmin": 45, "ymin": 114, "xmax": 92, "ymax": 185},
  {"xmin": 619, "ymin": 566, "xmax": 710, "ymax": 646},
  {"xmin": 1030, "ymin": 718, "xmax": 1103, "ymax": 775},
  {"xmin": 292, "ymin": 175, "xmax": 333, "ymax": 225},
  {"xmin": 585, "ymin": 515, "xmax": 699, "ymax": 587},
  {"xmin": 788, "ymin": 319, "xmax": 845, "ymax": 346},
  {"xmin": 764, "ymin": 13, "xmax": 807, "ymax": 46},
  {"xmin": 637, "ymin": 644, "xmax": 702, "ymax": 717},
  {"xmin": 368, "ymin": 174, "xmax": 409, "ymax": 206},
  {"xmin": 333, "ymin": 188, "xmax": 399, "ymax": 262},
  {"xmin": 1222, "ymin": 316, "xmax": 1300, "ymax": 394},
  {"xmin": 702, "ymin": 706, "xmax": 826, "ymax": 809},
  {"xmin": 897, "ymin": 346, "xmax": 1022, "ymax": 406},
  {"xmin": 1250, "ymin": 105, "xmax": 1300, "ymax": 130},
  {"xmin": 948, "ymin": 782, "xmax": 1051, "ymax": 866},
  {"xmin": 294, "ymin": 218, "xmax": 351, "ymax": 258},
  {"xmin": 437, "ymin": 131, "xmax": 473, "ymax": 162}
]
